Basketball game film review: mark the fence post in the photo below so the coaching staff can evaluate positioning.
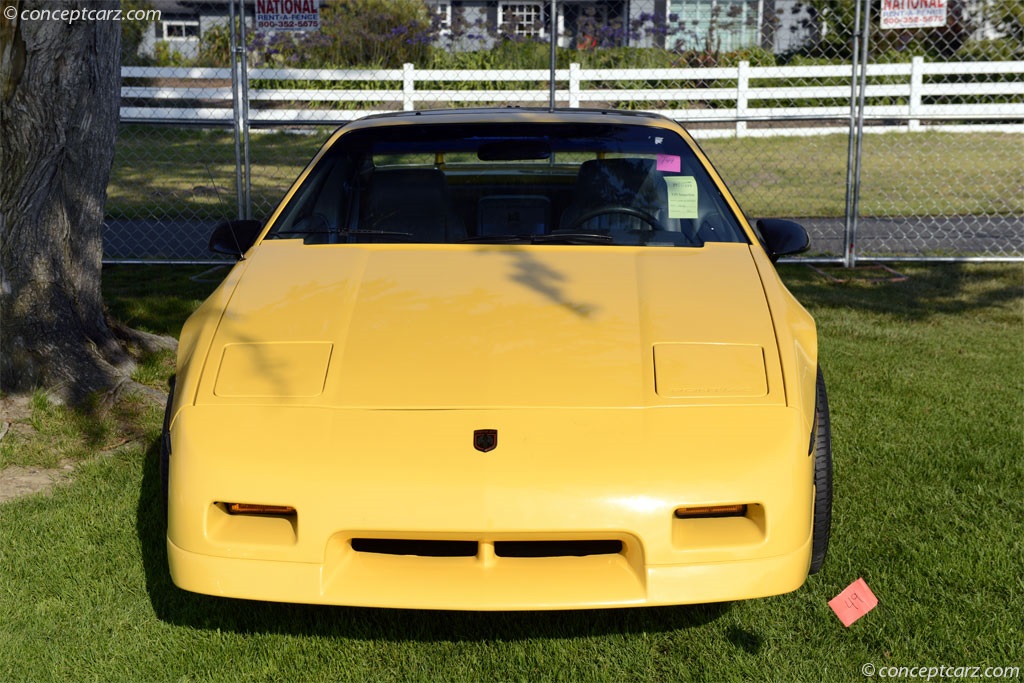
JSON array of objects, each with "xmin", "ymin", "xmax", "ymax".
[
  {"xmin": 228, "ymin": 0, "xmax": 244, "ymax": 221},
  {"xmin": 843, "ymin": 0, "xmax": 864, "ymax": 268},
  {"xmin": 238, "ymin": 0, "xmax": 252, "ymax": 219},
  {"xmin": 908, "ymin": 56, "xmax": 924, "ymax": 132},
  {"xmin": 569, "ymin": 63, "xmax": 580, "ymax": 108},
  {"xmin": 736, "ymin": 61, "xmax": 749, "ymax": 137},
  {"xmin": 549, "ymin": 0, "xmax": 557, "ymax": 111},
  {"xmin": 847, "ymin": 0, "xmax": 872, "ymax": 268},
  {"xmin": 403, "ymin": 63, "xmax": 415, "ymax": 111}
]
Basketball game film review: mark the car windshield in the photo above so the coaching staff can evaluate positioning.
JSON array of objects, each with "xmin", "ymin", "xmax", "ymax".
[{"xmin": 265, "ymin": 121, "xmax": 748, "ymax": 247}]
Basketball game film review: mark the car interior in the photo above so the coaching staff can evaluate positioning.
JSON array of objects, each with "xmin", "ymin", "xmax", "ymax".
[{"xmin": 267, "ymin": 124, "xmax": 748, "ymax": 248}]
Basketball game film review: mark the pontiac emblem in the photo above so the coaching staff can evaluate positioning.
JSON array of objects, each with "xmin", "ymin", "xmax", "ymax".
[{"xmin": 473, "ymin": 429, "xmax": 498, "ymax": 453}]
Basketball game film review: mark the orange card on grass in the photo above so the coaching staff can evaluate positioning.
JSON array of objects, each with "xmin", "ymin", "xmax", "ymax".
[{"xmin": 829, "ymin": 578, "xmax": 878, "ymax": 627}]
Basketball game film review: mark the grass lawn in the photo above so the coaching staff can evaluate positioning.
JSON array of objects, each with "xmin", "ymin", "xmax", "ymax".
[
  {"xmin": 107, "ymin": 126, "xmax": 329, "ymax": 223},
  {"xmin": 701, "ymin": 131, "xmax": 1024, "ymax": 219},
  {"xmin": 108, "ymin": 127, "xmax": 1024, "ymax": 222},
  {"xmin": 1, "ymin": 263, "xmax": 1022, "ymax": 681}
]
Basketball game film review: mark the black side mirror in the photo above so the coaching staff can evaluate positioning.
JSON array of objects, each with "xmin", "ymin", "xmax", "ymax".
[
  {"xmin": 757, "ymin": 219, "xmax": 809, "ymax": 262},
  {"xmin": 209, "ymin": 219, "xmax": 263, "ymax": 258}
]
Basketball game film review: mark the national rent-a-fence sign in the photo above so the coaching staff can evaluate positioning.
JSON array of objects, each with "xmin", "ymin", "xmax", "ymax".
[
  {"xmin": 255, "ymin": 0, "xmax": 320, "ymax": 31},
  {"xmin": 880, "ymin": 0, "xmax": 948, "ymax": 30}
]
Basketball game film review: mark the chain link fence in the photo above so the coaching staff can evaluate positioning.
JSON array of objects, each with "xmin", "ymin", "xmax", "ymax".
[{"xmin": 106, "ymin": 0, "xmax": 1023, "ymax": 263}]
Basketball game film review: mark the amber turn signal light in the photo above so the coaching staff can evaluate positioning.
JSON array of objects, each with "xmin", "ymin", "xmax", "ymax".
[
  {"xmin": 674, "ymin": 504, "xmax": 748, "ymax": 518},
  {"xmin": 224, "ymin": 503, "xmax": 297, "ymax": 516}
]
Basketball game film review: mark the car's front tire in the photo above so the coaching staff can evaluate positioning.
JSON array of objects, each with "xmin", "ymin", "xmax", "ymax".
[{"xmin": 808, "ymin": 366, "xmax": 832, "ymax": 575}]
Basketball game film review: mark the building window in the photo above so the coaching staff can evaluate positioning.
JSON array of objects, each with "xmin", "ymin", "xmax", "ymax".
[
  {"xmin": 671, "ymin": 0, "xmax": 758, "ymax": 52},
  {"xmin": 499, "ymin": 2, "xmax": 545, "ymax": 37},
  {"xmin": 433, "ymin": 2, "xmax": 452, "ymax": 34},
  {"xmin": 162, "ymin": 20, "xmax": 200, "ymax": 41}
]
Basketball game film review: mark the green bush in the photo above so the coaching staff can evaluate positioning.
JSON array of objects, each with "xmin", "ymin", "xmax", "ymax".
[
  {"xmin": 145, "ymin": 0, "xmax": 1022, "ymax": 83},
  {"xmin": 284, "ymin": 0, "xmax": 435, "ymax": 68},
  {"xmin": 427, "ymin": 41, "xmax": 551, "ymax": 71},
  {"xmin": 196, "ymin": 21, "xmax": 235, "ymax": 68},
  {"xmin": 121, "ymin": 0, "xmax": 155, "ymax": 66},
  {"xmin": 152, "ymin": 41, "xmax": 191, "ymax": 67},
  {"xmin": 956, "ymin": 38, "xmax": 1024, "ymax": 61},
  {"xmin": 571, "ymin": 47, "xmax": 681, "ymax": 70}
]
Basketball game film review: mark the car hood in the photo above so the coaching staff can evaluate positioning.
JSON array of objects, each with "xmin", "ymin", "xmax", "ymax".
[{"xmin": 195, "ymin": 240, "xmax": 785, "ymax": 408}]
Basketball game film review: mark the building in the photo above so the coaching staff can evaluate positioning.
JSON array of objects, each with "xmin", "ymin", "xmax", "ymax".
[
  {"xmin": 139, "ymin": 0, "xmax": 819, "ymax": 61},
  {"xmin": 141, "ymin": 0, "xmax": 255, "ymax": 61},
  {"xmin": 426, "ymin": 0, "xmax": 813, "ymax": 53}
]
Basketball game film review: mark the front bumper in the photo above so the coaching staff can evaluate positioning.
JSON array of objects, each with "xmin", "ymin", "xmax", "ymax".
[
  {"xmin": 167, "ymin": 405, "xmax": 815, "ymax": 609},
  {"xmin": 168, "ymin": 533, "xmax": 811, "ymax": 610}
]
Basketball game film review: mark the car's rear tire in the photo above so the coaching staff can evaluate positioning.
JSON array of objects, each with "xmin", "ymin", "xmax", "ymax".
[
  {"xmin": 808, "ymin": 366, "xmax": 832, "ymax": 575},
  {"xmin": 160, "ymin": 375, "xmax": 175, "ymax": 522}
]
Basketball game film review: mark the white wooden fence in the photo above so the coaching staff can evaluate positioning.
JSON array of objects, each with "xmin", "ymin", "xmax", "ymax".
[{"xmin": 121, "ymin": 58, "xmax": 1024, "ymax": 137}]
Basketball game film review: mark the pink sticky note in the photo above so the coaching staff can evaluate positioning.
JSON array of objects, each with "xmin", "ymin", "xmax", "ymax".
[
  {"xmin": 829, "ymin": 578, "xmax": 878, "ymax": 627},
  {"xmin": 656, "ymin": 154, "xmax": 680, "ymax": 173}
]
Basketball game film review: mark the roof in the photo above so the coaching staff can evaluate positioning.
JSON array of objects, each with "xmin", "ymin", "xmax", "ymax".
[
  {"xmin": 149, "ymin": 0, "xmax": 255, "ymax": 15},
  {"xmin": 349, "ymin": 107, "xmax": 678, "ymax": 128}
]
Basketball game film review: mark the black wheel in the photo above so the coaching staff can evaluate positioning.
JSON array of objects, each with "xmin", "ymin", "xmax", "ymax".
[
  {"xmin": 808, "ymin": 366, "xmax": 832, "ymax": 575},
  {"xmin": 160, "ymin": 375, "xmax": 175, "ymax": 521}
]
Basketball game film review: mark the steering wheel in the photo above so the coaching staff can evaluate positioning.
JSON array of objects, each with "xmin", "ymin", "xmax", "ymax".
[{"xmin": 564, "ymin": 206, "xmax": 666, "ymax": 233}]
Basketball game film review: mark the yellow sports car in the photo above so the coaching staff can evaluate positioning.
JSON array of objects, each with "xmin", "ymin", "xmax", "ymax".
[{"xmin": 163, "ymin": 108, "xmax": 832, "ymax": 610}]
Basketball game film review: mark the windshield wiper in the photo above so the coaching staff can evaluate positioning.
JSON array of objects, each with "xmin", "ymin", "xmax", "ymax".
[
  {"xmin": 460, "ymin": 233, "xmax": 612, "ymax": 245},
  {"xmin": 532, "ymin": 233, "xmax": 613, "ymax": 245},
  {"xmin": 344, "ymin": 230, "xmax": 414, "ymax": 238},
  {"xmin": 460, "ymin": 234, "xmax": 532, "ymax": 244},
  {"xmin": 274, "ymin": 229, "xmax": 413, "ymax": 237}
]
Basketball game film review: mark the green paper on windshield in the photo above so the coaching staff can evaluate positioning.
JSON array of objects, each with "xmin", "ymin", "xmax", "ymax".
[{"xmin": 665, "ymin": 176, "xmax": 698, "ymax": 219}]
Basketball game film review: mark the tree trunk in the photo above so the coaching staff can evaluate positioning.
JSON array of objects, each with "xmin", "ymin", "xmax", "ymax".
[{"xmin": 1, "ymin": 1, "xmax": 159, "ymax": 403}]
